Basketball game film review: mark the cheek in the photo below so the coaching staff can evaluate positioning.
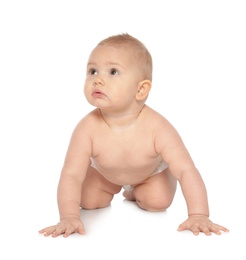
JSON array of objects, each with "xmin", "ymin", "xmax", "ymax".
[
  {"xmin": 84, "ymin": 83, "xmax": 91, "ymax": 99},
  {"xmin": 113, "ymin": 89, "xmax": 136, "ymax": 104}
]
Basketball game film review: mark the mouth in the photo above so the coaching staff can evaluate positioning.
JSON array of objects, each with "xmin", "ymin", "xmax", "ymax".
[{"xmin": 92, "ymin": 89, "xmax": 106, "ymax": 98}]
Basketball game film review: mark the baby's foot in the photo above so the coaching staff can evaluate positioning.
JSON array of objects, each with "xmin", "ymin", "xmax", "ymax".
[{"xmin": 123, "ymin": 190, "xmax": 136, "ymax": 201}]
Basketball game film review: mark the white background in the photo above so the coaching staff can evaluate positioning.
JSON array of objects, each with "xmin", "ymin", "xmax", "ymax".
[{"xmin": 0, "ymin": 0, "xmax": 245, "ymax": 259}]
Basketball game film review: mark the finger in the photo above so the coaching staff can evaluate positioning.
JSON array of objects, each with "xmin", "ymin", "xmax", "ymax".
[
  {"xmin": 209, "ymin": 225, "xmax": 222, "ymax": 235},
  {"xmin": 63, "ymin": 226, "xmax": 76, "ymax": 238},
  {"xmin": 214, "ymin": 224, "xmax": 229, "ymax": 233},
  {"xmin": 63, "ymin": 224, "xmax": 86, "ymax": 237},
  {"xmin": 200, "ymin": 224, "xmax": 211, "ymax": 236},
  {"xmin": 177, "ymin": 223, "xmax": 186, "ymax": 231},
  {"xmin": 42, "ymin": 226, "xmax": 57, "ymax": 237},
  {"xmin": 78, "ymin": 226, "xmax": 86, "ymax": 235},
  {"xmin": 39, "ymin": 228, "xmax": 47, "ymax": 234},
  {"xmin": 52, "ymin": 226, "xmax": 66, "ymax": 238},
  {"xmin": 211, "ymin": 224, "xmax": 227, "ymax": 235},
  {"xmin": 39, "ymin": 226, "xmax": 54, "ymax": 234},
  {"xmin": 190, "ymin": 225, "xmax": 200, "ymax": 236}
]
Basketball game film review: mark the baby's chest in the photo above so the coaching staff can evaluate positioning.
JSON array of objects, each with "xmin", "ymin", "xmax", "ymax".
[{"xmin": 92, "ymin": 133, "xmax": 157, "ymax": 168}]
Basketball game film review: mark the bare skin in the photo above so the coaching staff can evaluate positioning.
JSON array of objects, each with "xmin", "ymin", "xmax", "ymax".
[{"xmin": 39, "ymin": 42, "xmax": 229, "ymax": 238}]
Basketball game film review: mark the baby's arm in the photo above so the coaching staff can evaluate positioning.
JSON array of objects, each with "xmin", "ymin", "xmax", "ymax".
[
  {"xmin": 39, "ymin": 117, "xmax": 92, "ymax": 237},
  {"xmin": 155, "ymin": 119, "xmax": 229, "ymax": 235},
  {"xmin": 176, "ymin": 169, "xmax": 228, "ymax": 235}
]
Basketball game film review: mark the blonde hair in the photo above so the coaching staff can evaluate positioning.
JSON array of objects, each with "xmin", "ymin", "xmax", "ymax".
[{"xmin": 97, "ymin": 33, "xmax": 153, "ymax": 81}]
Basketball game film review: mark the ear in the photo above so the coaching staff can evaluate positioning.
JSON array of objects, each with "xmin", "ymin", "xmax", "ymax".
[{"xmin": 136, "ymin": 80, "xmax": 152, "ymax": 101}]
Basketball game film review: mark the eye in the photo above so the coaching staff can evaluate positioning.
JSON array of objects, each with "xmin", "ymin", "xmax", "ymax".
[
  {"xmin": 88, "ymin": 68, "xmax": 97, "ymax": 75},
  {"xmin": 109, "ymin": 68, "xmax": 119, "ymax": 75}
]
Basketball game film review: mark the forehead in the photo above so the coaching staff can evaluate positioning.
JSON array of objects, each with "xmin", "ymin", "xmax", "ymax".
[{"xmin": 87, "ymin": 45, "xmax": 134, "ymax": 65}]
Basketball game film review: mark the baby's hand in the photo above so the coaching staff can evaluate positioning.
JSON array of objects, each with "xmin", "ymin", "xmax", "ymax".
[
  {"xmin": 177, "ymin": 215, "xmax": 229, "ymax": 236},
  {"xmin": 39, "ymin": 217, "xmax": 85, "ymax": 238}
]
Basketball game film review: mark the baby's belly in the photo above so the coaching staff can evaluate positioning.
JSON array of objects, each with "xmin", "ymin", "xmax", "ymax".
[{"xmin": 90, "ymin": 156, "xmax": 163, "ymax": 185}]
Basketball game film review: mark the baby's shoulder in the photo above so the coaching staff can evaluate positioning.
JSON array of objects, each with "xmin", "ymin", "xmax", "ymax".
[
  {"xmin": 143, "ymin": 105, "xmax": 170, "ymax": 126},
  {"xmin": 75, "ymin": 109, "xmax": 101, "ymax": 129},
  {"xmin": 143, "ymin": 106, "xmax": 177, "ymax": 137}
]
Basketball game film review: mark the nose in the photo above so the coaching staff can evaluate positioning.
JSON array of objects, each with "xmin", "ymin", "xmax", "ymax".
[{"xmin": 93, "ymin": 76, "xmax": 104, "ymax": 87}]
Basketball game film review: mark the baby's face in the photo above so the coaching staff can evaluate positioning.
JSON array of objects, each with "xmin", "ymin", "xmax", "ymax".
[{"xmin": 84, "ymin": 45, "xmax": 143, "ymax": 112}]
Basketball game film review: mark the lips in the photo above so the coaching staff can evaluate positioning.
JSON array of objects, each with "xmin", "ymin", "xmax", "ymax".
[{"xmin": 92, "ymin": 89, "xmax": 106, "ymax": 98}]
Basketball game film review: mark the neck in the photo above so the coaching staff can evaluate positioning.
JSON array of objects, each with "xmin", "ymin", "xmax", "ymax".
[{"xmin": 99, "ymin": 105, "xmax": 145, "ymax": 128}]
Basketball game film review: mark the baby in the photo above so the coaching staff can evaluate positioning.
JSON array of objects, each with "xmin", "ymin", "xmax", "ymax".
[{"xmin": 39, "ymin": 33, "xmax": 229, "ymax": 237}]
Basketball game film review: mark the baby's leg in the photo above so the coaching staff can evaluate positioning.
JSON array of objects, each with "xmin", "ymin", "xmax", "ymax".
[
  {"xmin": 124, "ymin": 168, "xmax": 177, "ymax": 212},
  {"xmin": 80, "ymin": 166, "xmax": 122, "ymax": 210}
]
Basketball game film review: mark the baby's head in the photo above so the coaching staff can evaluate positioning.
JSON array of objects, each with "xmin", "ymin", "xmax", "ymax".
[
  {"xmin": 96, "ymin": 33, "xmax": 153, "ymax": 81},
  {"xmin": 84, "ymin": 34, "xmax": 153, "ymax": 110}
]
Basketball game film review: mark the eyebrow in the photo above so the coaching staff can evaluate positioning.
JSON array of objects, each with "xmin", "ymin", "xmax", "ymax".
[{"xmin": 87, "ymin": 62, "xmax": 125, "ymax": 69}]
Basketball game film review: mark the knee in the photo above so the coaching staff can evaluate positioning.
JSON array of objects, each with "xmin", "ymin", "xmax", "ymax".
[
  {"xmin": 134, "ymin": 189, "xmax": 173, "ymax": 212},
  {"xmin": 80, "ymin": 200, "xmax": 110, "ymax": 210},
  {"xmin": 80, "ymin": 192, "xmax": 113, "ymax": 210},
  {"xmin": 136, "ymin": 197, "xmax": 172, "ymax": 212},
  {"xmin": 80, "ymin": 199, "xmax": 111, "ymax": 210}
]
